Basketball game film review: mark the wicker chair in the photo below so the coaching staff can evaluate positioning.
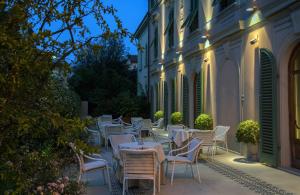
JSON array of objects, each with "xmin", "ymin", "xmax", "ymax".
[
  {"xmin": 69, "ymin": 143, "xmax": 111, "ymax": 191},
  {"xmin": 213, "ymin": 126, "xmax": 230, "ymax": 152},
  {"xmin": 165, "ymin": 138, "xmax": 203, "ymax": 185},
  {"xmin": 85, "ymin": 127, "xmax": 101, "ymax": 146},
  {"xmin": 119, "ymin": 149, "xmax": 159, "ymax": 195},
  {"xmin": 104, "ymin": 124, "xmax": 123, "ymax": 149},
  {"xmin": 190, "ymin": 129, "xmax": 215, "ymax": 159},
  {"xmin": 152, "ymin": 118, "xmax": 164, "ymax": 129}
]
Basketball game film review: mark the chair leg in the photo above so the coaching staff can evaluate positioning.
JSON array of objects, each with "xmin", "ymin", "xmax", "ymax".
[
  {"xmin": 165, "ymin": 161, "xmax": 169, "ymax": 176},
  {"xmin": 102, "ymin": 169, "xmax": 106, "ymax": 185},
  {"xmin": 153, "ymin": 178, "xmax": 156, "ymax": 195},
  {"xmin": 158, "ymin": 165, "xmax": 161, "ymax": 192},
  {"xmin": 122, "ymin": 178, "xmax": 126, "ymax": 195},
  {"xmin": 196, "ymin": 162, "xmax": 201, "ymax": 183},
  {"xmin": 106, "ymin": 166, "xmax": 111, "ymax": 192},
  {"xmin": 171, "ymin": 162, "xmax": 175, "ymax": 185},
  {"xmin": 190, "ymin": 163, "xmax": 194, "ymax": 178}
]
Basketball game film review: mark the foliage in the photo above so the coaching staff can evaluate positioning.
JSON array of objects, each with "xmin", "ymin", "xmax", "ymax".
[
  {"xmin": 0, "ymin": 0, "xmax": 127, "ymax": 193},
  {"xmin": 194, "ymin": 114, "xmax": 213, "ymax": 130},
  {"xmin": 236, "ymin": 120, "xmax": 260, "ymax": 144},
  {"xmin": 171, "ymin": 112, "xmax": 183, "ymax": 125},
  {"xmin": 154, "ymin": 110, "xmax": 164, "ymax": 120},
  {"xmin": 69, "ymin": 37, "xmax": 148, "ymax": 118}
]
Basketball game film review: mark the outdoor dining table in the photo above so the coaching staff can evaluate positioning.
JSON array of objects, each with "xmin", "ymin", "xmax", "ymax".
[
  {"xmin": 170, "ymin": 128, "xmax": 190, "ymax": 147},
  {"xmin": 117, "ymin": 141, "xmax": 166, "ymax": 185}
]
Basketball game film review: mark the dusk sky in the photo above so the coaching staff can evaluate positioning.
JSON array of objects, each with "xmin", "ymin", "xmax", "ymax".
[{"xmin": 107, "ymin": 0, "xmax": 148, "ymax": 55}]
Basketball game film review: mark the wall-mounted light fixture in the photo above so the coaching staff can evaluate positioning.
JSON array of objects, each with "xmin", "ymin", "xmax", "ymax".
[
  {"xmin": 246, "ymin": 0, "xmax": 257, "ymax": 12},
  {"xmin": 204, "ymin": 58, "xmax": 209, "ymax": 63},
  {"xmin": 201, "ymin": 35, "xmax": 208, "ymax": 39},
  {"xmin": 160, "ymin": 64, "xmax": 164, "ymax": 71},
  {"xmin": 249, "ymin": 35, "xmax": 259, "ymax": 45},
  {"xmin": 176, "ymin": 50, "xmax": 182, "ymax": 55}
]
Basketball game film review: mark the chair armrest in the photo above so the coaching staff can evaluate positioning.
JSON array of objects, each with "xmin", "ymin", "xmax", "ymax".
[
  {"xmin": 83, "ymin": 154, "xmax": 107, "ymax": 163},
  {"xmin": 175, "ymin": 143, "xmax": 201, "ymax": 157},
  {"xmin": 168, "ymin": 144, "xmax": 189, "ymax": 155}
]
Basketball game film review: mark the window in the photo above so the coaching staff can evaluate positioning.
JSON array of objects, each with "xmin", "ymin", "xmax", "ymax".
[
  {"xmin": 154, "ymin": 27, "xmax": 159, "ymax": 59},
  {"xmin": 212, "ymin": 0, "xmax": 235, "ymax": 12},
  {"xmin": 144, "ymin": 44, "xmax": 148, "ymax": 67},
  {"xmin": 164, "ymin": 8, "xmax": 174, "ymax": 49},
  {"xmin": 181, "ymin": 0, "xmax": 198, "ymax": 33},
  {"xmin": 150, "ymin": 0, "xmax": 157, "ymax": 9}
]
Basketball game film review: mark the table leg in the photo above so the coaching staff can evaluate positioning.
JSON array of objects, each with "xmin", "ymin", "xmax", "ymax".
[{"xmin": 160, "ymin": 162, "xmax": 165, "ymax": 185}]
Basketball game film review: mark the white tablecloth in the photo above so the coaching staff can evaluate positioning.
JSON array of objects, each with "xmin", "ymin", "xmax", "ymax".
[
  {"xmin": 170, "ymin": 129, "xmax": 190, "ymax": 147},
  {"xmin": 118, "ymin": 141, "xmax": 165, "ymax": 163}
]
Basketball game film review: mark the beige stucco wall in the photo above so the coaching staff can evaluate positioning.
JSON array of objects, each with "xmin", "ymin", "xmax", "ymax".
[{"xmin": 145, "ymin": 0, "xmax": 300, "ymax": 168}]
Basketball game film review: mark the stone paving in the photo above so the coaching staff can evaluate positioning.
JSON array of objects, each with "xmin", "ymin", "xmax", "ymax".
[{"xmin": 84, "ymin": 147, "xmax": 300, "ymax": 195}]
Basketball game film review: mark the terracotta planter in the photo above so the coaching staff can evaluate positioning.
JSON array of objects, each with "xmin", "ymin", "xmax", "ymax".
[{"xmin": 246, "ymin": 143, "xmax": 259, "ymax": 161}]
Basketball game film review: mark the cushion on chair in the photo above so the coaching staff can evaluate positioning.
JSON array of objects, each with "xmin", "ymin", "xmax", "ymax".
[
  {"xmin": 187, "ymin": 138, "xmax": 201, "ymax": 161},
  {"xmin": 83, "ymin": 161, "xmax": 107, "ymax": 171},
  {"xmin": 166, "ymin": 155, "xmax": 192, "ymax": 163}
]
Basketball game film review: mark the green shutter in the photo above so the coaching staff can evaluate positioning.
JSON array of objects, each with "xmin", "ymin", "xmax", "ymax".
[
  {"xmin": 156, "ymin": 83, "xmax": 160, "ymax": 111},
  {"xmin": 171, "ymin": 78, "xmax": 177, "ymax": 113},
  {"xmin": 150, "ymin": 86, "xmax": 154, "ymax": 120},
  {"xmin": 195, "ymin": 72, "xmax": 202, "ymax": 118},
  {"xmin": 259, "ymin": 48, "xmax": 278, "ymax": 167},
  {"xmin": 183, "ymin": 76, "xmax": 189, "ymax": 126},
  {"xmin": 164, "ymin": 81, "xmax": 168, "ymax": 127}
]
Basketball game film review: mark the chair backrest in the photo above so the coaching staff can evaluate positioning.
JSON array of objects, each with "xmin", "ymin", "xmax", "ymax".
[
  {"xmin": 155, "ymin": 118, "xmax": 164, "ymax": 129},
  {"xmin": 214, "ymin": 126, "xmax": 230, "ymax": 141},
  {"xmin": 99, "ymin": 115, "xmax": 112, "ymax": 122},
  {"xmin": 109, "ymin": 134, "xmax": 136, "ymax": 155},
  {"xmin": 131, "ymin": 117, "xmax": 143, "ymax": 125},
  {"xmin": 69, "ymin": 143, "xmax": 84, "ymax": 172},
  {"xmin": 84, "ymin": 127, "xmax": 100, "ymax": 145},
  {"xmin": 141, "ymin": 119, "xmax": 152, "ymax": 130},
  {"xmin": 191, "ymin": 130, "xmax": 214, "ymax": 146},
  {"xmin": 120, "ymin": 149, "xmax": 157, "ymax": 178},
  {"xmin": 105, "ymin": 125, "xmax": 123, "ymax": 136},
  {"xmin": 187, "ymin": 138, "xmax": 203, "ymax": 162},
  {"xmin": 167, "ymin": 124, "xmax": 185, "ymax": 138}
]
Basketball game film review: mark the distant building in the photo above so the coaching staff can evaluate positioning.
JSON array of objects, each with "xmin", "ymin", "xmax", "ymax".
[
  {"xmin": 134, "ymin": 13, "xmax": 150, "ymax": 97},
  {"xmin": 126, "ymin": 55, "xmax": 138, "ymax": 71},
  {"xmin": 135, "ymin": 0, "xmax": 300, "ymax": 170}
]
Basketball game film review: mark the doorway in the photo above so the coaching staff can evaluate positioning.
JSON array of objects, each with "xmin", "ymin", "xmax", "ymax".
[{"xmin": 289, "ymin": 44, "xmax": 300, "ymax": 169}]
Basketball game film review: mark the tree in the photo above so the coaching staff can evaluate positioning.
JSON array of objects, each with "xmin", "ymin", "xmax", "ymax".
[
  {"xmin": 69, "ymin": 37, "xmax": 149, "ymax": 118},
  {"xmin": 0, "ymin": 0, "xmax": 130, "ymax": 193}
]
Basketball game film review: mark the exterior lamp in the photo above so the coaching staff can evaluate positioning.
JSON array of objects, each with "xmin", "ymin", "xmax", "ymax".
[
  {"xmin": 246, "ymin": 0, "xmax": 257, "ymax": 12},
  {"xmin": 201, "ymin": 35, "xmax": 207, "ymax": 39},
  {"xmin": 176, "ymin": 50, "xmax": 182, "ymax": 55},
  {"xmin": 160, "ymin": 64, "xmax": 164, "ymax": 71}
]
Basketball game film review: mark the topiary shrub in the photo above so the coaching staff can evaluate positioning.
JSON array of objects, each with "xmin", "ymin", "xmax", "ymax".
[
  {"xmin": 194, "ymin": 114, "xmax": 213, "ymax": 130},
  {"xmin": 170, "ymin": 112, "xmax": 183, "ymax": 124},
  {"xmin": 236, "ymin": 120, "xmax": 260, "ymax": 144},
  {"xmin": 154, "ymin": 110, "xmax": 164, "ymax": 120}
]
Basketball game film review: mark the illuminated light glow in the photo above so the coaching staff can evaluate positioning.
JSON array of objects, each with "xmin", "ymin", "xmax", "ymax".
[
  {"xmin": 246, "ymin": 7, "xmax": 255, "ymax": 12},
  {"xmin": 205, "ymin": 21, "xmax": 211, "ymax": 31},
  {"xmin": 201, "ymin": 35, "xmax": 207, "ymax": 39},
  {"xmin": 204, "ymin": 39, "xmax": 211, "ymax": 49},
  {"xmin": 179, "ymin": 40, "xmax": 183, "ymax": 48},
  {"xmin": 249, "ymin": 11, "xmax": 263, "ymax": 26},
  {"xmin": 161, "ymin": 64, "xmax": 164, "ymax": 71},
  {"xmin": 178, "ymin": 54, "xmax": 183, "ymax": 62},
  {"xmin": 161, "ymin": 53, "xmax": 165, "ymax": 60}
]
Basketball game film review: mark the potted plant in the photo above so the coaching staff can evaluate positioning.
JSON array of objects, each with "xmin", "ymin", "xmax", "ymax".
[
  {"xmin": 194, "ymin": 114, "xmax": 213, "ymax": 130},
  {"xmin": 154, "ymin": 110, "xmax": 164, "ymax": 121},
  {"xmin": 236, "ymin": 120, "xmax": 260, "ymax": 161},
  {"xmin": 170, "ymin": 112, "xmax": 183, "ymax": 124}
]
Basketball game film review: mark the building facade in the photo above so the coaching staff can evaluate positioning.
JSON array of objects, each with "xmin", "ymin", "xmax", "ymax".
[
  {"xmin": 135, "ymin": 0, "xmax": 300, "ymax": 170},
  {"xmin": 135, "ymin": 14, "xmax": 150, "ymax": 96}
]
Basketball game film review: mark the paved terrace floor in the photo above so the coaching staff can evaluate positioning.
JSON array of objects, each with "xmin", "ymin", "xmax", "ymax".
[{"xmin": 85, "ymin": 147, "xmax": 300, "ymax": 195}]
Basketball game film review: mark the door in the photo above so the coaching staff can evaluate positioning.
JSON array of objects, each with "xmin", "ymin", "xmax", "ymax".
[
  {"xmin": 259, "ymin": 49, "xmax": 278, "ymax": 167},
  {"xmin": 194, "ymin": 72, "xmax": 202, "ymax": 119},
  {"xmin": 164, "ymin": 81, "xmax": 168, "ymax": 127},
  {"xmin": 289, "ymin": 45, "xmax": 300, "ymax": 169},
  {"xmin": 182, "ymin": 76, "xmax": 189, "ymax": 126}
]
